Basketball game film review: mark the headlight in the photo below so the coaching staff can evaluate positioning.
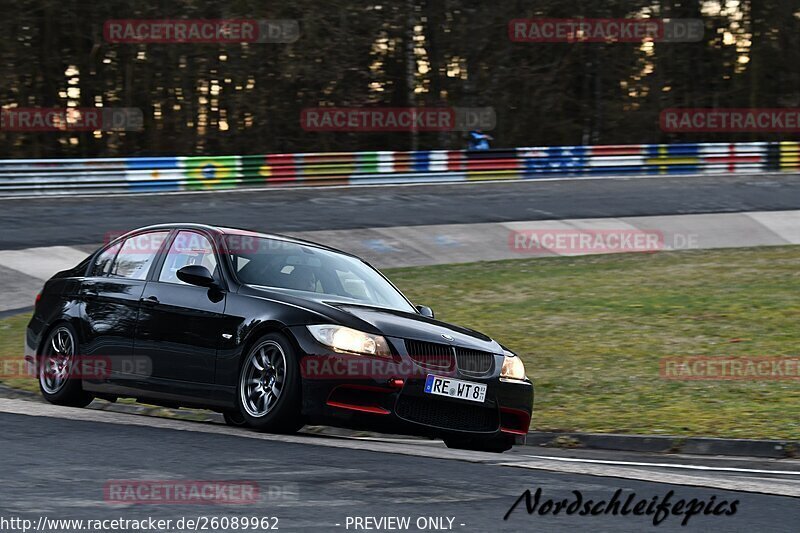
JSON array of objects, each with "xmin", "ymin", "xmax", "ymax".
[
  {"xmin": 501, "ymin": 350, "xmax": 527, "ymax": 380},
  {"xmin": 306, "ymin": 325, "xmax": 391, "ymax": 357}
]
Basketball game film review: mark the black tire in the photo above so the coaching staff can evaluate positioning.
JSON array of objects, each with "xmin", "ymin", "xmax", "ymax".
[
  {"xmin": 444, "ymin": 435, "xmax": 514, "ymax": 453},
  {"xmin": 38, "ymin": 323, "xmax": 94, "ymax": 408},
  {"xmin": 234, "ymin": 332, "xmax": 304, "ymax": 433}
]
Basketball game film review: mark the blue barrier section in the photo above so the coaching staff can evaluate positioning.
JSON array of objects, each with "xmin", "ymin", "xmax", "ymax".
[{"xmin": 126, "ymin": 157, "xmax": 181, "ymax": 191}]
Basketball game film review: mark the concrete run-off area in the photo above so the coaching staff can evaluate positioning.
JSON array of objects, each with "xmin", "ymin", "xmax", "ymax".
[{"xmin": 0, "ymin": 210, "xmax": 798, "ymax": 314}]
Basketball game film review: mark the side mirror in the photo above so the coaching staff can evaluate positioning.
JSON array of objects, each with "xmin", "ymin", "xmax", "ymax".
[
  {"xmin": 415, "ymin": 305, "xmax": 434, "ymax": 319},
  {"xmin": 176, "ymin": 265, "xmax": 216, "ymax": 287}
]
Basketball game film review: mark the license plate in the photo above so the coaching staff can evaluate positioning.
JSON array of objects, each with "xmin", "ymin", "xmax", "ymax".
[{"xmin": 424, "ymin": 374, "xmax": 487, "ymax": 403}]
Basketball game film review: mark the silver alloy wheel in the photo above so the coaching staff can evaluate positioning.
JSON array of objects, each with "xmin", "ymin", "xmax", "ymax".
[
  {"xmin": 40, "ymin": 326, "xmax": 75, "ymax": 395},
  {"xmin": 240, "ymin": 340, "xmax": 287, "ymax": 418}
]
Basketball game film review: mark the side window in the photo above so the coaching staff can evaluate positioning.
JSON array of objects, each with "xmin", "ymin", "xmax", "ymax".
[
  {"xmin": 158, "ymin": 231, "xmax": 218, "ymax": 285},
  {"xmin": 90, "ymin": 242, "xmax": 121, "ymax": 277},
  {"xmin": 110, "ymin": 231, "xmax": 169, "ymax": 280}
]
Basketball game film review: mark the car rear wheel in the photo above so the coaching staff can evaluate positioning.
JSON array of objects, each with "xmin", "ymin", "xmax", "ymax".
[
  {"xmin": 443, "ymin": 435, "xmax": 514, "ymax": 453},
  {"xmin": 235, "ymin": 333, "xmax": 304, "ymax": 433},
  {"xmin": 38, "ymin": 323, "xmax": 94, "ymax": 408}
]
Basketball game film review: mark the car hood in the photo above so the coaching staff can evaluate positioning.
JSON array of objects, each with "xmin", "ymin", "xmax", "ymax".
[
  {"xmin": 329, "ymin": 303, "xmax": 502, "ymax": 353},
  {"xmin": 241, "ymin": 285, "xmax": 502, "ymax": 353}
]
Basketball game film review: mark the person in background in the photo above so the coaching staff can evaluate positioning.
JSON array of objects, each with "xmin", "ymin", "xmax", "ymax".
[{"xmin": 467, "ymin": 130, "xmax": 493, "ymax": 150}]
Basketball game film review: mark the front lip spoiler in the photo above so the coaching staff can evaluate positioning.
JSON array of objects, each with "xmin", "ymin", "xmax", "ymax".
[{"xmin": 326, "ymin": 401, "xmax": 391, "ymax": 415}]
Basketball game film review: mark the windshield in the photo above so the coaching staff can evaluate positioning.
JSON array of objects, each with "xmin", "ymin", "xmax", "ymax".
[{"xmin": 224, "ymin": 235, "xmax": 416, "ymax": 313}]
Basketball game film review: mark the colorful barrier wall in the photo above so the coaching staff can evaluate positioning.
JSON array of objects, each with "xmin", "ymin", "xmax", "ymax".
[{"xmin": 0, "ymin": 141, "xmax": 797, "ymax": 195}]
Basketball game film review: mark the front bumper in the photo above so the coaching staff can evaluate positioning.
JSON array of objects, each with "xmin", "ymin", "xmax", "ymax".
[{"xmin": 290, "ymin": 326, "xmax": 534, "ymax": 440}]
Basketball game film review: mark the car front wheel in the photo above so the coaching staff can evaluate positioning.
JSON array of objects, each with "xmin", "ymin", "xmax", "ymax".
[{"xmin": 235, "ymin": 333, "xmax": 304, "ymax": 433}]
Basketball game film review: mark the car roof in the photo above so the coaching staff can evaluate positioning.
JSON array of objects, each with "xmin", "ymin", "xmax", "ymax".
[{"xmin": 122, "ymin": 223, "xmax": 358, "ymax": 258}]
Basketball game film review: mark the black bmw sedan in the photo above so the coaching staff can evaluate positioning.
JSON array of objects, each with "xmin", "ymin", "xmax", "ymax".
[{"xmin": 25, "ymin": 224, "xmax": 533, "ymax": 452}]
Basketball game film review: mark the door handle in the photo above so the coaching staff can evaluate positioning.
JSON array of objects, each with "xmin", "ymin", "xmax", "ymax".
[
  {"xmin": 140, "ymin": 295, "xmax": 160, "ymax": 306},
  {"xmin": 81, "ymin": 289, "xmax": 99, "ymax": 301}
]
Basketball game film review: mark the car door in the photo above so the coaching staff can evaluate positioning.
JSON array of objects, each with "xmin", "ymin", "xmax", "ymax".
[
  {"xmin": 134, "ymin": 230, "xmax": 226, "ymax": 386},
  {"xmin": 79, "ymin": 231, "xmax": 170, "ymax": 373}
]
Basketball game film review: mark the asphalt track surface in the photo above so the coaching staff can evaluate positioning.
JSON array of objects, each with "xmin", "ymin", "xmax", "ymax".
[
  {"xmin": 1, "ymin": 404, "xmax": 799, "ymax": 532},
  {"xmin": 2, "ymin": 173, "xmax": 800, "ymax": 249},
  {"xmin": 2, "ymin": 174, "xmax": 800, "ymax": 532}
]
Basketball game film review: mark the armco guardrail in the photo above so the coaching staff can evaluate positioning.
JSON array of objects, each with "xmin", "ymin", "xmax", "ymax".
[{"xmin": 0, "ymin": 141, "xmax": 798, "ymax": 196}]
